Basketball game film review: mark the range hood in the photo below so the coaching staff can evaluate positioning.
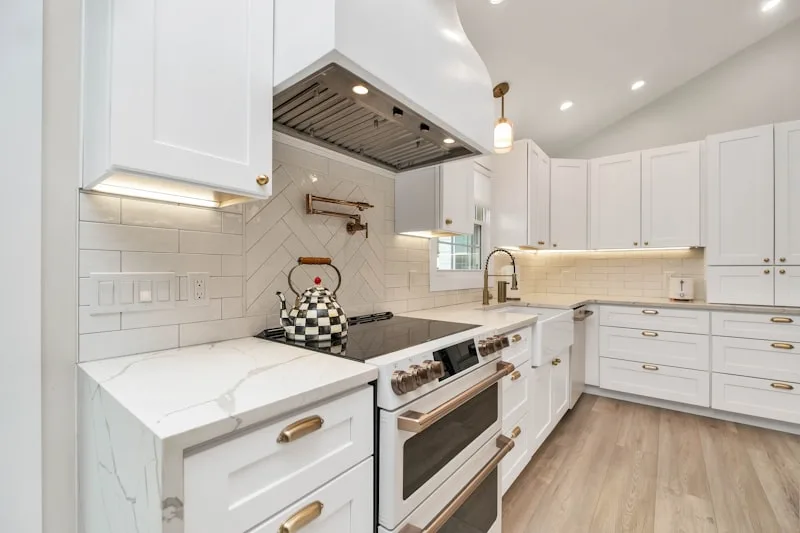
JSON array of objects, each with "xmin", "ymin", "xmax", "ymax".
[{"xmin": 273, "ymin": 0, "xmax": 494, "ymax": 172}]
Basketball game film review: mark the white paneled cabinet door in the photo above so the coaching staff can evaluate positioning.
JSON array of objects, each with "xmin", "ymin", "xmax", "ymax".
[
  {"xmin": 775, "ymin": 120, "xmax": 800, "ymax": 266},
  {"xmin": 530, "ymin": 364, "xmax": 552, "ymax": 449},
  {"xmin": 706, "ymin": 125, "xmax": 774, "ymax": 266},
  {"xmin": 550, "ymin": 159, "xmax": 588, "ymax": 250},
  {"xmin": 491, "ymin": 140, "xmax": 530, "ymax": 247},
  {"xmin": 589, "ymin": 152, "xmax": 642, "ymax": 249},
  {"xmin": 529, "ymin": 143, "xmax": 551, "ymax": 248},
  {"xmin": 775, "ymin": 266, "xmax": 800, "ymax": 307},
  {"xmin": 107, "ymin": 0, "xmax": 274, "ymax": 197},
  {"xmin": 551, "ymin": 352, "xmax": 571, "ymax": 423},
  {"xmin": 642, "ymin": 142, "xmax": 701, "ymax": 247},
  {"xmin": 706, "ymin": 266, "xmax": 774, "ymax": 306},
  {"xmin": 439, "ymin": 159, "xmax": 475, "ymax": 235}
]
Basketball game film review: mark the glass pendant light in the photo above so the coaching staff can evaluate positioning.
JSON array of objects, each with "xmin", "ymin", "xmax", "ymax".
[{"xmin": 493, "ymin": 82, "xmax": 514, "ymax": 153}]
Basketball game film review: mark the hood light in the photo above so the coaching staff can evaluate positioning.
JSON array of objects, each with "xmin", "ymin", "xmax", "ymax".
[
  {"xmin": 631, "ymin": 80, "xmax": 646, "ymax": 91},
  {"xmin": 443, "ymin": 138, "xmax": 455, "ymax": 144},
  {"xmin": 493, "ymin": 82, "xmax": 514, "ymax": 153},
  {"xmin": 762, "ymin": 0, "xmax": 781, "ymax": 12},
  {"xmin": 352, "ymin": 84, "xmax": 369, "ymax": 95},
  {"xmin": 560, "ymin": 101, "xmax": 574, "ymax": 111}
]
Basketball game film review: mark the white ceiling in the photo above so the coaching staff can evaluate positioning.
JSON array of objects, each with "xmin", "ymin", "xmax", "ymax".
[{"xmin": 456, "ymin": 0, "xmax": 800, "ymax": 155}]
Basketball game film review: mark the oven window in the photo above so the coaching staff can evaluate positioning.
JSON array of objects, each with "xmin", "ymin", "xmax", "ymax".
[
  {"xmin": 439, "ymin": 468, "xmax": 498, "ymax": 533},
  {"xmin": 402, "ymin": 384, "xmax": 499, "ymax": 499}
]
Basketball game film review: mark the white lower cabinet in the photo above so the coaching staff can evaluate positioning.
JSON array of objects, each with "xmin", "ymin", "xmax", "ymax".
[
  {"xmin": 707, "ymin": 266, "xmax": 775, "ymax": 306},
  {"xmin": 600, "ymin": 357, "xmax": 710, "ymax": 407},
  {"xmin": 501, "ymin": 411, "xmax": 532, "ymax": 494},
  {"xmin": 529, "ymin": 363, "xmax": 553, "ymax": 450},
  {"xmin": 551, "ymin": 351, "xmax": 571, "ymax": 424},
  {"xmin": 712, "ymin": 373, "xmax": 800, "ymax": 425},
  {"xmin": 775, "ymin": 266, "xmax": 800, "ymax": 307}
]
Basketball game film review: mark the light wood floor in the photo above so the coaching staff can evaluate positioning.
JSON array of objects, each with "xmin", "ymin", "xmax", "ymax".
[{"xmin": 503, "ymin": 395, "xmax": 800, "ymax": 533}]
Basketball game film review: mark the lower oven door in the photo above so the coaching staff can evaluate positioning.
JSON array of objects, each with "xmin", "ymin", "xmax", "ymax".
[
  {"xmin": 379, "ymin": 433, "xmax": 513, "ymax": 533},
  {"xmin": 379, "ymin": 360, "xmax": 514, "ymax": 529}
]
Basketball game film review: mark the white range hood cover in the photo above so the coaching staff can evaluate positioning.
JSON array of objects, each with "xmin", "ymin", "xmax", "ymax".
[{"xmin": 274, "ymin": 0, "xmax": 494, "ymax": 161}]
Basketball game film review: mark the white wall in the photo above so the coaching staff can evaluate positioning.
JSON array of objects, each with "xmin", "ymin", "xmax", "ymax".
[
  {"xmin": 564, "ymin": 18, "xmax": 800, "ymax": 159},
  {"xmin": 0, "ymin": 0, "xmax": 43, "ymax": 530}
]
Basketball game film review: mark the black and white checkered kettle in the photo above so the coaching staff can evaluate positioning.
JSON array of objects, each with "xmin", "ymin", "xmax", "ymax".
[{"xmin": 276, "ymin": 257, "xmax": 348, "ymax": 342}]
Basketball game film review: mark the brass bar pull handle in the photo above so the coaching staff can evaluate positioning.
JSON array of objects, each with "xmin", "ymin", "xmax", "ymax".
[
  {"xmin": 771, "ymin": 382, "xmax": 794, "ymax": 391},
  {"xmin": 277, "ymin": 415, "xmax": 325, "ymax": 443},
  {"xmin": 278, "ymin": 501, "xmax": 324, "ymax": 533},
  {"xmin": 512, "ymin": 334, "xmax": 523, "ymax": 343},
  {"xmin": 642, "ymin": 309, "xmax": 659, "ymax": 315},
  {"xmin": 642, "ymin": 364, "xmax": 659, "ymax": 371},
  {"xmin": 399, "ymin": 435, "xmax": 516, "ymax": 533},
  {"xmin": 641, "ymin": 331, "xmax": 659, "ymax": 337},
  {"xmin": 298, "ymin": 257, "xmax": 332, "ymax": 265},
  {"xmin": 771, "ymin": 317, "xmax": 794, "ymax": 324},
  {"xmin": 397, "ymin": 362, "xmax": 514, "ymax": 433},
  {"xmin": 771, "ymin": 342, "xmax": 795, "ymax": 350},
  {"xmin": 511, "ymin": 426, "xmax": 522, "ymax": 439},
  {"xmin": 510, "ymin": 370, "xmax": 522, "ymax": 381}
]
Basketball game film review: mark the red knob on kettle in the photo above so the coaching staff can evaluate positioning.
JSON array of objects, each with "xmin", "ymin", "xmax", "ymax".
[{"xmin": 314, "ymin": 276, "xmax": 322, "ymax": 285}]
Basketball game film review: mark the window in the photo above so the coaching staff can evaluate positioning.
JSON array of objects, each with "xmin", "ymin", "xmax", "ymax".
[{"xmin": 436, "ymin": 206, "xmax": 486, "ymax": 272}]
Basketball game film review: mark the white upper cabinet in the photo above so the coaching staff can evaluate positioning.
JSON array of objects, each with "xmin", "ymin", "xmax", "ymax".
[
  {"xmin": 641, "ymin": 142, "xmax": 701, "ymax": 248},
  {"xmin": 395, "ymin": 159, "xmax": 475, "ymax": 237},
  {"xmin": 82, "ymin": 0, "xmax": 274, "ymax": 205},
  {"xmin": 550, "ymin": 159, "xmax": 588, "ymax": 250},
  {"xmin": 775, "ymin": 120, "xmax": 800, "ymax": 266},
  {"xmin": 589, "ymin": 152, "xmax": 642, "ymax": 249},
  {"xmin": 706, "ymin": 125, "xmax": 774, "ymax": 266},
  {"xmin": 492, "ymin": 140, "xmax": 550, "ymax": 248}
]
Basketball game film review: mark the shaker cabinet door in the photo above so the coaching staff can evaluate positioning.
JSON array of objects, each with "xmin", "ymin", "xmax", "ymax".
[
  {"xmin": 550, "ymin": 159, "xmax": 588, "ymax": 250},
  {"xmin": 528, "ymin": 144, "xmax": 551, "ymax": 248},
  {"xmin": 775, "ymin": 120, "xmax": 800, "ymax": 266},
  {"xmin": 589, "ymin": 152, "xmax": 642, "ymax": 249},
  {"xmin": 439, "ymin": 159, "xmax": 475, "ymax": 235}
]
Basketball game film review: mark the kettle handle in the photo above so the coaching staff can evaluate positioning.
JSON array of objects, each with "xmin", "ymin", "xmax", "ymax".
[{"xmin": 287, "ymin": 258, "xmax": 343, "ymax": 297}]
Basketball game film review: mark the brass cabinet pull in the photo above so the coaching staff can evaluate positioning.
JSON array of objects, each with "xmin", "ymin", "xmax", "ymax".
[
  {"xmin": 641, "ymin": 331, "xmax": 659, "ymax": 337},
  {"xmin": 642, "ymin": 364, "xmax": 659, "ymax": 371},
  {"xmin": 445, "ymin": 218, "xmax": 453, "ymax": 225},
  {"xmin": 399, "ymin": 435, "xmax": 515, "ymax": 533},
  {"xmin": 764, "ymin": 269, "xmax": 771, "ymax": 274},
  {"xmin": 780, "ymin": 269, "xmax": 787, "ymax": 275},
  {"xmin": 511, "ymin": 426, "xmax": 522, "ymax": 439},
  {"xmin": 771, "ymin": 342, "xmax": 795, "ymax": 350},
  {"xmin": 510, "ymin": 370, "xmax": 522, "ymax": 381},
  {"xmin": 642, "ymin": 309, "xmax": 659, "ymax": 315},
  {"xmin": 537, "ymin": 241, "xmax": 545, "ymax": 245},
  {"xmin": 763, "ymin": 257, "xmax": 771, "ymax": 263},
  {"xmin": 278, "ymin": 501, "xmax": 324, "ymax": 533},
  {"xmin": 771, "ymin": 382, "xmax": 794, "ymax": 391},
  {"xmin": 780, "ymin": 257, "xmax": 787, "ymax": 262},
  {"xmin": 256, "ymin": 174, "xmax": 270, "ymax": 186},
  {"xmin": 552, "ymin": 358, "xmax": 562, "ymax": 366},
  {"xmin": 511, "ymin": 334, "xmax": 523, "ymax": 343},
  {"xmin": 277, "ymin": 415, "xmax": 324, "ymax": 443},
  {"xmin": 771, "ymin": 317, "xmax": 794, "ymax": 324},
  {"xmin": 633, "ymin": 241, "xmax": 639, "ymax": 246},
  {"xmin": 644, "ymin": 241, "xmax": 649, "ymax": 246},
  {"xmin": 398, "ymin": 362, "xmax": 514, "ymax": 433}
]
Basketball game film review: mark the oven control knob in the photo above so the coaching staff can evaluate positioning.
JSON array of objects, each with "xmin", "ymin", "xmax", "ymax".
[
  {"xmin": 391, "ymin": 370, "xmax": 417, "ymax": 395},
  {"xmin": 408, "ymin": 364, "xmax": 428, "ymax": 386},
  {"xmin": 422, "ymin": 360, "xmax": 445, "ymax": 380},
  {"xmin": 484, "ymin": 337, "xmax": 497, "ymax": 354},
  {"xmin": 492, "ymin": 336, "xmax": 504, "ymax": 351},
  {"xmin": 500, "ymin": 335, "xmax": 510, "ymax": 348},
  {"xmin": 478, "ymin": 340, "xmax": 489, "ymax": 357}
]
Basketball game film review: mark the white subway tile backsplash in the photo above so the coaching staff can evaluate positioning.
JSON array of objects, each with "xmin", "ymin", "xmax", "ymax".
[
  {"xmin": 222, "ymin": 255, "xmax": 244, "ymax": 276},
  {"xmin": 79, "ymin": 325, "xmax": 179, "ymax": 362},
  {"xmin": 121, "ymin": 198, "xmax": 222, "ymax": 232},
  {"xmin": 80, "ymin": 222, "xmax": 179, "ymax": 252},
  {"xmin": 79, "ymin": 278, "xmax": 93, "ymax": 306},
  {"xmin": 180, "ymin": 230, "xmax": 242, "ymax": 255},
  {"xmin": 79, "ymin": 250, "xmax": 121, "ymax": 277},
  {"xmin": 210, "ymin": 277, "xmax": 243, "ymax": 298},
  {"xmin": 222, "ymin": 213, "xmax": 243, "ymax": 235},
  {"xmin": 80, "ymin": 194, "xmax": 120, "ymax": 223},
  {"xmin": 120, "ymin": 300, "xmax": 222, "ymax": 329},
  {"xmin": 221, "ymin": 297, "xmax": 243, "ymax": 319},
  {"xmin": 79, "ymin": 307, "xmax": 121, "ymax": 334},
  {"xmin": 121, "ymin": 252, "xmax": 222, "ymax": 276},
  {"xmin": 179, "ymin": 316, "xmax": 265, "ymax": 346}
]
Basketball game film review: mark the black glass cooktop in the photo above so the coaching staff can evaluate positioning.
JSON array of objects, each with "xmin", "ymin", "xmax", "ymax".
[{"xmin": 256, "ymin": 312, "xmax": 480, "ymax": 362}]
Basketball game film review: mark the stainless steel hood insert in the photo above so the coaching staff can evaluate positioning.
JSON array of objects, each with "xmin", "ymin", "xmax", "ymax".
[{"xmin": 273, "ymin": 64, "xmax": 479, "ymax": 172}]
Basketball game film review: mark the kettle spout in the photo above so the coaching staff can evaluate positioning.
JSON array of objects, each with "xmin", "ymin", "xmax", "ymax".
[{"xmin": 276, "ymin": 292, "xmax": 291, "ymax": 327}]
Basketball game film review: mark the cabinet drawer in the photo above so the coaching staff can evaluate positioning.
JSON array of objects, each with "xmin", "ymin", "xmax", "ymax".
[
  {"xmin": 712, "ymin": 311, "xmax": 800, "ymax": 342},
  {"xmin": 600, "ymin": 357, "xmax": 710, "ymax": 407},
  {"xmin": 502, "ymin": 361, "xmax": 531, "ymax": 429},
  {"xmin": 712, "ymin": 336, "xmax": 800, "ymax": 382},
  {"xmin": 599, "ymin": 305, "xmax": 710, "ymax": 334},
  {"xmin": 250, "ymin": 458, "xmax": 374, "ymax": 533},
  {"xmin": 184, "ymin": 386, "xmax": 373, "ymax": 533},
  {"xmin": 502, "ymin": 326, "xmax": 532, "ymax": 360},
  {"xmin": 600, "ymin": 326, "xmax": 710, "ymax": 371},
  {"xmin": 712, "ymin": 373, "xmax": 800, "ymax": 425},
  {"xmin": 502, "ymin": 411, "xmax": 532, "ymax": 495}
]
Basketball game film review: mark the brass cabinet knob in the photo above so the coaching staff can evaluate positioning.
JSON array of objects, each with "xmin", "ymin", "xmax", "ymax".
[
  {"xmin": 256, "ymin": 174, "xmax": 270, "ymax": 186},
  {"xmin": 551, "ymin": 358, "xmax": 561, "ymax": 366},
  {"xmin": 780, "ymin": 257, "xmax": 787, "ymax": 262},
  {"xmin": 633, "ymin": 241, "xmax": 639, "ymax": 246},
  {"xmin": 445, "ymin": 218, "xmax": 453, "ymax": 225},
  {"xmin": 537, "ymin": 241, "xmax": 545, "ymax": 245},
  {"xmin": 780, "ymin": 269, "xmax": 787, "ymax": 275},
  {"xmin": 644, "ymin": 241, "xmax": 649, "ymax": 246},
  {"xmin": 510, "ymin": 370, "xmax": 522, "ymax": 381},
  {"xmin": 511, "ymin": 426, "xmax": 522, "ymax": 439},
  {"xmin": 553, "ymin": 243, "xmax": 558, "ymax": 248},
  {"xmin": 764, "ymin": 269, "xmax": 771, "ymax": 274},
  {"xmin": 763, "ymin": 258, "xmax": 771, "ymax": 263},
  {"xmin": 511, "ymin": 334, "xmax": 522, "ymax": 343}
]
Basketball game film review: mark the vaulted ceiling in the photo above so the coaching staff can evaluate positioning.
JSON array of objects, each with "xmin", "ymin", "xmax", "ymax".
[{"xmin": 456, "ymin": 0, "xmax": 800, "ymax": 155}]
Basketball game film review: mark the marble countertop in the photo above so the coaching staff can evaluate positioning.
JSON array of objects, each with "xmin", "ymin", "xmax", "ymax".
[
  {"xmin": 399, "ymin": 305, "xmax": 540, "ymax": 334},
  {"xmin": 78, "ymin": 337, "xmax": 378, "ymax": 447}
]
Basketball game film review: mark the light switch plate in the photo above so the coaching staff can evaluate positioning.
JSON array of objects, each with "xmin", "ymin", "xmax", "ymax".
[{"xmin": 89, "ymin": 272, "xmax": 177, "ymax": 315}]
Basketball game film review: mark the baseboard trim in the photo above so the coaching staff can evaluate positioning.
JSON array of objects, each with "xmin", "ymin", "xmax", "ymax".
[{"xmin": 583, "ymin": 385, "xmax": 800, "ymax": 436}]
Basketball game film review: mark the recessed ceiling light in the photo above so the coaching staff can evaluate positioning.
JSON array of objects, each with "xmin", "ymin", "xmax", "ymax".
[
  {"xmin": 761, "ymin": 0, "xmax": 781, "ymax": 12},
  {"xmin": 352, "ymin": 85, "xmax": 369, "ymax": 95},
  {"xmin": 560, "ymin": 101, "xmax": 573, "ymax": 111},
  {"xmin": 631, "ymin": 80, "xmax": 646, "ymax": 91},
  {"xmin": 443, "ymin": 138, "xmax": 456, "ymax": 144},
  {"xmin": 489, "ymin": 0, "xmax": 506, "ymax": 4}
]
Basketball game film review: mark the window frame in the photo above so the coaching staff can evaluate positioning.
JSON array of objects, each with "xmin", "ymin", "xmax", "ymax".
[{"xmin": 429, "ymin": 210, "xmax": 490, "ymax": 292}]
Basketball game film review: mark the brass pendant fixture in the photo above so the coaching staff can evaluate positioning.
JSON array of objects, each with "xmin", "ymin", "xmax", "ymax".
[{"xmin": 493, "ymin": 82, "xmax": 514, "ymax": 154}]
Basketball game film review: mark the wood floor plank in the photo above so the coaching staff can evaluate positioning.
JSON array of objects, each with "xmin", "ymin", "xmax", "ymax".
[
  {"xmin": 617, "ymin": 402, "xmax": 661, "ymax": 454},
  {"xmin": 654, "ymin": 410, "xmax": 718, "ymax": 533}
]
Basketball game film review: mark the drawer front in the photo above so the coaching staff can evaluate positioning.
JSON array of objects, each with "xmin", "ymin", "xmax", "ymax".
[
  {"xmin": 712, "ymin": 336, "xmax": 800, "ymax": 382},
  {"xmin": 184, "ymin": 386, "xmax": 373, "ymax": 533},
  {"xmin": 600, "ymin": 305, "xmax": 710, "ymax": 334},
  {"xmin": 712, "ymin": 373, "xmax": 800, "ymax": 425},
  {"xmin": 502, "ymin": 326, "xmax": 532, "ymax": 360},
  {"xmin": 600, "ymin": 326, "xmax": 710, "ymax": 371},
  {"xmin": 250, "ymin": 458, "xmax": 374, "ymax": 533},
  {"xmin": 502, "ymin": 362, "xmax": 531, "ymax": 428},
  {"xmin": 600, "ymin": 357, "xmax": 710, "ymax": 407},
  {"xmin": 502, "ymin": 411, "xmax": 532, "ymax": 495},
  {"xmin": 712, "ymin": 311, "xmax": 800, "ymax": 342}
]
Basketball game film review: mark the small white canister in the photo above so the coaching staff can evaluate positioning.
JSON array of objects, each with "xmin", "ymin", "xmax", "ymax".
[{"xmin": 669, "ymin": 276, "xmax": 695, "ymax": 301}]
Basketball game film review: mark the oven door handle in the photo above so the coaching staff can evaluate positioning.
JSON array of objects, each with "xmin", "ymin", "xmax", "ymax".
[
  {"xmin": 397, "ymin": 361, "xmax": 515, "ymax": 433},
  {"xmin": 399, "ymin": 434, "xmax": 515, "ymax": 533}
]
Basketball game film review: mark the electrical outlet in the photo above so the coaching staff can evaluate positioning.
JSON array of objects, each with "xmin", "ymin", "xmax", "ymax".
[{"xmin": 187, "ymin": 272, "xmax": 210, "ymax": 306}]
